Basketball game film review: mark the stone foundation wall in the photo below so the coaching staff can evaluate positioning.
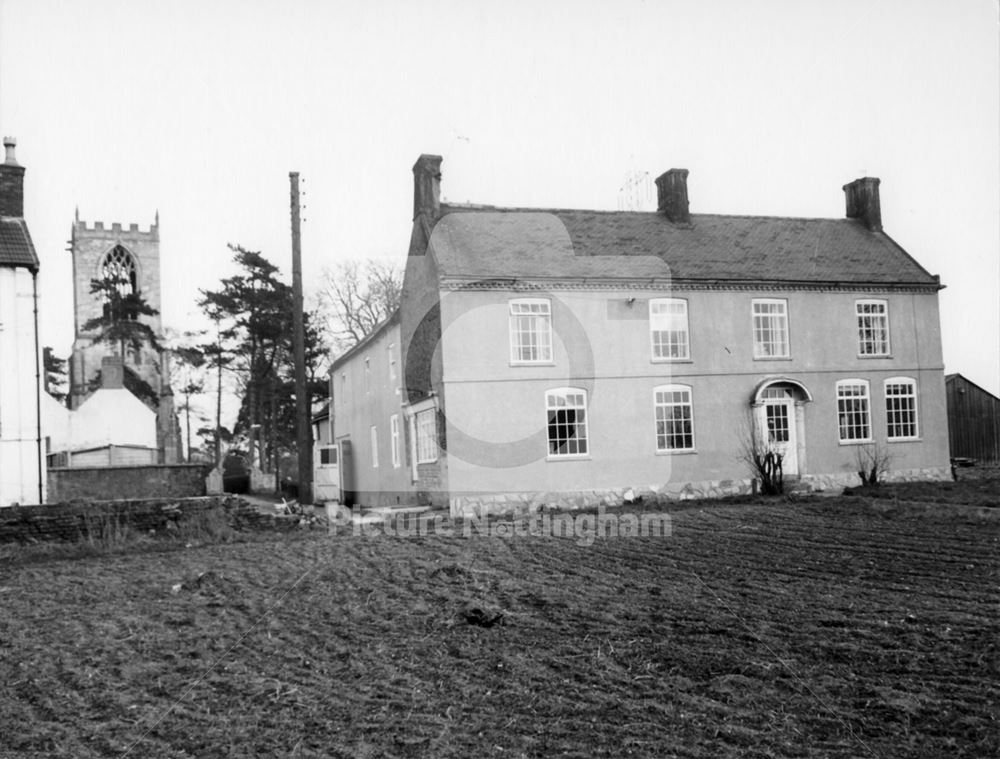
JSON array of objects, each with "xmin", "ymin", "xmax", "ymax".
[
  {"xmin": 799, "ymin": 466, "xmax": 952, "ymax": 493},
  {"xmin": 0, "ymin": 496, "xmax": 298, "ymax": 544},
  {"xmin": 448, "ymin": 466, "xmax": 953, "ymax": 518}
]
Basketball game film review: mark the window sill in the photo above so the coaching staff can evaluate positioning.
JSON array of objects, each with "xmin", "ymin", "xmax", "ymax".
[
  {"xmin": 887, "ymin": 437, "xmax": 921, "ymax": 444},
  {"xmin": 655, "ymin": 448, "xmax": 697, "ymax": 456},
  {"xmin": 510, "ymin": 361, "xmax": 556, "ymax": 368},
  {"xmin": 651, "ymin": 358, "xmax": 693, "ymax": 364},
  {"xmin": 857, "ymin": 354, "xmax": 893, "ymax": 360},
  {"xmin": 838, "ymin": 439, "xmax": 874, "ymax": 446},
  {"xmin": 546, "ymin": 454, "xmax": 591, "ymax": 462},
  {"xmin": 753, "ymin": 356, "xmax": 793, "ymax": 361}
]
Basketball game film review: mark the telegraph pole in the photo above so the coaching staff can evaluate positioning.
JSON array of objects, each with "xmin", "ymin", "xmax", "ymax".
[{"xmin": 289, "ymin": 172, "xmax": 312, "ymax": 504}]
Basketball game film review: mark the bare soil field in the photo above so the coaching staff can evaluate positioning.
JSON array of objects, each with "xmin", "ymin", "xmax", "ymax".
[{"xmin": 1, "ymin": 478, "xmax": 998, "ymax": 758}]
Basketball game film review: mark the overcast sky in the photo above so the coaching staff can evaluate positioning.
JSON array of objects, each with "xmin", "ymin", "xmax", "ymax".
[{"xmin": 1, "ymin": 0, "xmax": 997, "ymax": 396}]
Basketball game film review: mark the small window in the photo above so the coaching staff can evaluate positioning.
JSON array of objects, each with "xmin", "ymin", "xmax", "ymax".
[
  {"xmin": 509, "ymin": 299, "xmax": 553, "ymax": 364},
  {"xmin": 546, "ymin": 388, "xmax": 589, "ymax": 457},
  {"xmin": 340, "ymin": 372, "xmax": 346, "ymax": 404},
  {"xmin": 857, "ymin": 300, "xmax": 890, "ymax": 356},
  {"xmin": 654, "ymin": 385, "xmax": 694, "ymax": 451},
  {"xmin": 390, "ymin": 414, "xmax": 401, "ymax": 468},
  {"xmin": 364, "ymin": 357, "xmax": 371, "ymax": 393},
  {"xmin": 837, "ymin": 380, "xmax": 871, "ymax": 442},
  {"xmin": 752, "ymin": 299, "xmax": 789, "ymax": 358},
  {"xmin": 650, "ymin": 298, "xmax": 690, "ymax": 360},
  {"xmin": 319, "ymin": 446, "xmax": 338, "ymax": 466},
  {"xmin": 885, "ymin": 378, "xmax": 918, "ymax": 440},
  {"xmin": 415, "ymin": 410, "xmax": 437, "ymax": 464},
  {"xmin": 388, "ymin": 343, "xmax": 398, "ymax": 383},
  {"xmin": 370, "ymin": 425, "xmax": 379, "ymax": 468}
]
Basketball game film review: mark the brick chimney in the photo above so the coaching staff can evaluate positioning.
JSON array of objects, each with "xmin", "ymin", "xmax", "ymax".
[
  {"xmin": 0, "ymin": 137, "xmax": 26, "ymax": 218},
  {"xmin": 843, "ymin": 176, "xmax": 882, "ymax": 232},
  {"xmin": 101, "ymin": 356, "xmax": 125, "ymax": 389},
  {"xmin": 655, "ymin": 168, "xmax": 690, "ymax": 224},
  {"xmin": 413, "ymin": 154, "xmax": 442, "ymax": 221}
]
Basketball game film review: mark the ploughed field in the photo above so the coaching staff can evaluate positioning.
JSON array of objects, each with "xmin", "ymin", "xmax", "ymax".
[{"xmin": 1, "ymin": 479, "xmax": 998, "ymax": 758}]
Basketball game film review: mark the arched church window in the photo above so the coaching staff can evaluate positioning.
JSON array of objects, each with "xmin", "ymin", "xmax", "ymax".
[{"xmin": 102, "ymin": 245, "xmax": 138, "ymax": 296}]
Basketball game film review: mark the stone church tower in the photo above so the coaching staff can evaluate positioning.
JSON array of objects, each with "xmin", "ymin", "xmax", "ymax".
[{"xmin": 68, "ymin": 211, "xmax": 182, "ymax": 463}]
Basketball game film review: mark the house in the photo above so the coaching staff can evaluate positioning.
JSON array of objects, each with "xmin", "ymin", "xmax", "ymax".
[
  {"xmin": 0, "ymin": 137, "xmax": 46, "ymax": 506},
  {"xmin": 44, "ymin": 356, "xmax": 159, "ymax": 467},
  {"xmin": 327, "ymin": 310, "xmax": 412, "ymax": 507},
  {"xmin": 328, "ymin": 154, "xmax": 950, "ymax": 516},
  {"xmin": 945, "ymin": 373, "xmax": 999, "ymax": 463}
]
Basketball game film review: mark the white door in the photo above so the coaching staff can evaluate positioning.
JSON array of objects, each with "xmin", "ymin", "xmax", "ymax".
[
  {"xmin": 764, "ymin": 399, "xmax": 798, "ymax": 475},
  {"xmin": 313, "ymin": 444, "xmax": 341, "ymax": 502}
]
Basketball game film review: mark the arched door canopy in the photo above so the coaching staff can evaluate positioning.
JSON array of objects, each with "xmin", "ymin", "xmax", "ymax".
[{"xmin": 750, "ymin": 377, "xmax": 813, "ymax": 405}]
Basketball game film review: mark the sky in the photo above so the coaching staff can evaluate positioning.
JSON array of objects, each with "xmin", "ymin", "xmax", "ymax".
[{"xmin": 1, "ymin": 0, "xmax": 998, "ymax": 406}]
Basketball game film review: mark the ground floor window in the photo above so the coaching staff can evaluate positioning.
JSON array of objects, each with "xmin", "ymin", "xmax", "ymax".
[
  {"xmin": 415, "ymin": 409, "xmax": 437, "ymax": 464},
  {"xmin": 370, "ymin": 425, "xmax": 379, "ymax": 468},
  {"xmin": 885, "ymin": 377, "xmax": 918, "ymax": 440},
  {"xmin": 390, "ymin": 414, "xmax": 401, "ymax": 468},
  {"xmin": 546, "ymin": 388, "xmax": 588, "ymax": 457},
  {"xmin": 837, "ymin": 380, "xmax": 871, "ymax": 442},
  {"xmin": 319, "ymin": 446, "xmax": 338, "ymax": 466},
  {"xmin": 654, "ymin": 385, "xmax": 694, "ymax": 451}
]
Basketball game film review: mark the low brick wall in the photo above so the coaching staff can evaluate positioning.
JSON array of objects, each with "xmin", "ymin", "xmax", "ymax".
[
  {"xmin": 0, "ymin": 496, "xmax": 299, "ymax": 545},
  {"xmin": 48, "ymin": 463, "xmax": 212, "ymax": 502}
]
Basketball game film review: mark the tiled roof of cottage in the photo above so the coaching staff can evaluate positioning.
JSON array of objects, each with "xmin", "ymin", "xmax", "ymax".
[
  {"xmin": 0, "ymin": 217, "xmax": 39, "ymax": 270},
  {"xmin": 428, "ymin": 206, "xmax": 939, "ymax": 288}
]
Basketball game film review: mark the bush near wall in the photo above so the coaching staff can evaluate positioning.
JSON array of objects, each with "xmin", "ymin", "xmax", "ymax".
[
  {"xmin": 0, "ymin": 496, "xmax": 299, "ymax": 545},
  {"xmin": 47, "ymin": 464, "xmax": 212, "ymax": 503}
]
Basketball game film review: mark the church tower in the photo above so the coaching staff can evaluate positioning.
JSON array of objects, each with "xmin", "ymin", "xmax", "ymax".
[{"xmin": 68, "ymin": 211, "xmax": 181, "ymax": 462}]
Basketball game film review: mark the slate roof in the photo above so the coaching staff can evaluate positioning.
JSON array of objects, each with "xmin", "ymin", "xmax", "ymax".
[
  {"xmin": 429, "ymin": 206, "xmax": 939, "ymax": 288},
  {"xmin": 0, "ymin": 217, "xmax": 39, "ymax": 270}
]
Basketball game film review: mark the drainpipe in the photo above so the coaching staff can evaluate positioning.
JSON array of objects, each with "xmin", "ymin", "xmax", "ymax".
[{"xmin": 32, "ymin": 270, "xmax": 44, "ymax": 504}]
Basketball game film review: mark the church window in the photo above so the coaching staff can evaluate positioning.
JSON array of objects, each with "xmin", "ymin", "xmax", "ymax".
[{"xmin": 102, "ymin": 246, "xmax": 138, "ymax": 297}]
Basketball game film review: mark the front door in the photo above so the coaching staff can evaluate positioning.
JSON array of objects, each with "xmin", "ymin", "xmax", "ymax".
[{"xmin": 764, "ymin": 399, "xmax": 798, "ymax": 475}]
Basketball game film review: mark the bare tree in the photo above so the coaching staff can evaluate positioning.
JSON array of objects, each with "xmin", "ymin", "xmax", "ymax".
[
  {"xmin": 736, "ymin": 409, "xmax": 784, "ymax": 495},
  {"xmin": 318, "ymin": 260, "xmax": 403, "ymax": 350},
  {"xmin": 855, "ymin": 442, "xmax": 892, "ymax": 487}
]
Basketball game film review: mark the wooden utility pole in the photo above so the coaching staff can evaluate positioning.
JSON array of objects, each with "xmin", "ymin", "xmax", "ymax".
[{"xmin": 289, "ymin": 172, "xmax": 312, "ymax": 504}]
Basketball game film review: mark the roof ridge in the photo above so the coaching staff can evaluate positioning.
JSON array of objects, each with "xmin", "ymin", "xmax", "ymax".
[{"xmin": 442, "ymin": 204, "xmax": 853, "ymax": 223}]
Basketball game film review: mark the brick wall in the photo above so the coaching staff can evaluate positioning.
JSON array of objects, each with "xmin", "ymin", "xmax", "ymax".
[
  {"xmin": 48, "ymin": 463, "xmax": 211, "ymax": 502},
  {"xmin": 0, "ymin": 496, "xmax": 299, "ymax": 544}
]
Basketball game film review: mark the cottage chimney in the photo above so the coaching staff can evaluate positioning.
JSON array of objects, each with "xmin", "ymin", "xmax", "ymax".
[
  {"xmin": 413, "ymin": 154, "xmax": 443, "ymax": 221},
  {"xmin": 0, "ymin": 136, "xmax": 26, "ymax": 218},
  {"xmin": 101, "ymin": 356, "xmax": 125, "ymax": 390},
  {"xmin": 655, "ymin": 168, "xmax": 690, "ymax": 224},
  {"xmin": 843, "ymin": 176, "xmax": 882, "ymax": 232}
]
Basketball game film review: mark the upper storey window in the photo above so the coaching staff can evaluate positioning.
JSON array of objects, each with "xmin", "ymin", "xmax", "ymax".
[
  {"xmin": 856, "ymin": 300, "xmax": 890, "ymax": 356},
  {"xmin": 650, "ymin": 298, "xmax": 690, "ymax": 360},
  {"xmin": 509, "ymin": 299, "xmax": 552, "ymax": 364},
  {"xmin": 752, "ymin": 299, "xmax": 789, "ymax": 358}
]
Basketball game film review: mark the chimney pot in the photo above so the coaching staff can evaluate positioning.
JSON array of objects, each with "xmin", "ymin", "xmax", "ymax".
[
  {"xmin": 655, "ymin": 168, "xmax": 691, "ymax": 224},
  {"xmin": 843, "ymin": 176, "xmax": 882, "ymax": 232},
  {"xmin": 3, "ymin": 137, "xmax": 17, "ymax": 165}
]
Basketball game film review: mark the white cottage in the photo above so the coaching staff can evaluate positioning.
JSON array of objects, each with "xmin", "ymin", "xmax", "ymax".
[{"xmin": 0, "ymin": 137, "xmax": 45, "ymax": 505}]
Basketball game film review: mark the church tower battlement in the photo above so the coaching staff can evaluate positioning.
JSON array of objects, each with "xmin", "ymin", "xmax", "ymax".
[{"xmin": 70, "ymin": 210, "xmax": 162, "ymax": 339}]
